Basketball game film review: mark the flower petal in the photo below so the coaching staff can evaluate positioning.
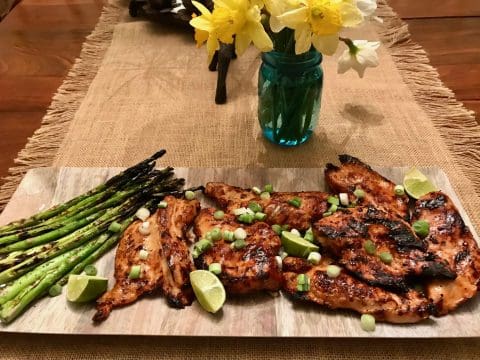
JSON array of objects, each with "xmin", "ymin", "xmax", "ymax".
[
  {"xmin": 192, "ymin": 1, "xmax": 213, "ymax": 18},
  {"xmin": 206, "ymin": 36, "xmax": 220, "ymax": 64},
  {"xmin": 337, "ymin": 49, "xmax": 354, "ymax": 74},
  {"xmin": 190, "ymin": 16, "xmax": 213, "ymax": 32},
  {"xmin": 270, "ymin": 16, "xmax": 285, "ymax": 33},
  {"xmin": 276, "ymin": 7, "xmax": 309, "ymax": 29},
  {"xmin": 311, "ymin": 34, "xmax": 339, "ymax": 55},
  {"xmin": 340, "ymin": 3, "xmax": 364, "ymax": 27},
  {"xmin": 194, "ymin": 29, "xmax": 209, "ymax": 47},
  {"xmin": 294, "ymin": 23, "xmax": 312, "ymax": 54},
  {"xmin": 235, "ymin": 32, "xmax": 252, "ymax": 56},
  {"xmin": 247, "ymin": 21, "xmax": 274, "ymax": 52}
]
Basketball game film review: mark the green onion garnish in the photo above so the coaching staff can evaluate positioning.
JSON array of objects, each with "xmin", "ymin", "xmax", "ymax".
[
  {"xmin": 364, "ymin": 240, "xmax": 376, "ymax": 255},
  {"xmin": 326, "ymin": 265, "xmax": 341, "ymax": 278},
  {"xmin": 213, "ymin": 210, "xmax": 224, "ymax": 220},
  {"xmin": 248, "ymin": 202, "xmax": 263, "ymax": 213},
  {"xmin": 328, "ymin": 204, "xmax": 338, "ymax": 213},
  {"xmin": 272, "ymin": 224, "xmax": 282, "ymax": 235},
  {"xmin": 208, "ymin": 262, "xmax": 222, "ymax": 275},
  {"xmin": 139, "ymin": 249, "xmax": 149, "ymax": 260},
  {"xmin": 185, "ymin": 190, "xmax": 196, "ymax": 200},
  {"xmin": 254, "ymin": 212, "xmax": 267, "ymax": 221},
  {"xmin": 307, "ymin": 251, "xmax": 321, "ymax": 265},
  {"xmin": 394, "ymin": 185, "xmax": 405, "ymax": 196},
  {"xmin": 327, "ymin": 196, "xmax": 339, "ymax": 206},
  {"xmin": 222, "ymin": 230, "xmax": 234, "ymax": 242},
  {"xmin": 232, "ymin": 238, "xmax": 246, "ymax": 250},
  {"xmin": 233, "ymin": 228, "xmax": 247, "ymax": 240},
  {"xmin": 84, "ymin": 264, "xmax": 97, "ymax": 276},
  {"xmin": 288, "ymin": 197, "xmax": 302, "ymax": 208},
  {"xmin": 193, "ymin": 239, "xmax": 213, "ymax": 258},
  {"xmin": 260, "ymin": 192, "xmax": 271, "ymax": 200},
  {"xmin": 412, "ymin": 220, "xmax": 429, "ymax": 238},
  {"xmin": 360, "ymin": 314, "xmax": 376, "ymax": 332},
  {"xmin": 296, "ymin": 274, "xmax": 310, "ymax": 292},
  {"xmin": 210, "ymin": 227, "xmax": 222, "ymax": 242},
  {"xmin": 252, "ymin": 186, "xmax": 262, "ymax": 195},
  {"xmin": 379, "ymin": 251, "xmax": 393, "ymax": 264},
  {"xmin": 48, "ymin": 284, "xmax": 63, "ymax": 297},
  {"xmin": 158, "ymin": 201, "xmax": 168, "ymax": 209},
  {"xmin": 238, "ymin": 213, "xmax": 254, "ymax": 224},
  {"xmin": 108, "ymin": 221, "xmax": 122, "ymax": 233},
  {"xmin": 354, "ymin": 189, "xmax": 365, "ymax": 199},
  {"xmin": 322, "ymin": 211, "xmax": 332, "ymax": 217},
  {"xmin": 304, "ymin": 228, "xmax": 314, "ymax": 242},
  {"xmin": 264, "ymin": 184, "xmax": 274, "ymax": 193},
  {"xmin": 128, "ymin": 265, "xmax": 142, "ymax": 279}
]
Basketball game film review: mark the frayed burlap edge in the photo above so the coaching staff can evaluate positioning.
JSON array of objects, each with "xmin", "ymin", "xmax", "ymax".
[
  {"xmin": 0, "ymin": 2, "xmax": 123, "ymax": 211},
  {"xmin": 376, "ymin": 0, "xmax": 480, "ymax": 189}
]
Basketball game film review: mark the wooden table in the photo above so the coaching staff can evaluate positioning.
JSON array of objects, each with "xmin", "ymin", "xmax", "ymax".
[{"xmin": 0, "ymin": 0, "xmax": 479, "ymax": 183}]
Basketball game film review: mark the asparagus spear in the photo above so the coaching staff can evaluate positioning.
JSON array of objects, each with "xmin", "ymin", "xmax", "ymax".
[
  {"xmin": 0, "ymin": 192, "xmax": 147, "ymax": 284},
  {"xmin": 0, "ymin": 149, "xmax": 166, "ymax": 235},
  {"xmin": 0, "ymin": 168, "xmax": 175, "ymax": 248}
]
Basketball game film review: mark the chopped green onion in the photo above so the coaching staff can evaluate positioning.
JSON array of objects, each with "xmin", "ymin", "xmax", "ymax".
[
  {"xmin": 192, "ymin": 248, "xmax": 201, "ymax": 259},
  {"xmin": 213, "ymin": 210, "xmax": 225, "ymax": 220},
  {"xmin": 379, "ymin": 251, "xmax": 393, "ymax": 264},
  {"xmin": 128, "ymin": 265, "xmax": 142, "ymax": 279},
  {"xmin": 394, "ymin": 185, "xmax": 405, "ymax": 196},
  {"xmin": 322, "ymin": 211, "xmax": 332, "ymax": 217},
  {"xmin": 193, "ymin": 239, "xmax": 213, "ymax": 258},
  {"xmin": 279, "ymin": 249, "xmax": 288, "ymax": 260},
  {"xmin": 138, "ymin": 221, "xmax": 151, "ymax": 236},
  {"xmin": 304, "ymin": 228, "xmax": 314, "ymax": 242},
  {"xmin": 210, "ymin": 227, "xmax": 222, "ymax": 242},
  {"xmin": 238, "ymin": 213, "xmax": 254, "ymax": 224},
  {"xmin": 327, "ymin": 196, "xmax": 340, "ymax": 206},
  {"xmin": 208, "ymin": 262, "xmax": 222, "ymax": 275},
  {"xmin": 360, "ymin": 314, "xmax": 376, "ymax": 332},
  {"xmin": 288, "ymin": 197, "xmax": 302, "ymax": 208},
  {"xmin": 139, "ymin": 249, "xmax": 149, "ymax": 260},
  {"xmin": 272, "ymin": 224, "xmax": 283, "ymax": 235},
  {"xmin": 413, "ymin": 220, "xmax": 430, "ymax": 238},
  {"xmin": 260, "ymin": 192, "xmax": 271, "ymax": 200},
  {"xmin": 108, "ymin": 221, "xmax": 122, "ymax": 233},
  {"xmin": 354, "ymin": 188, "xmax": 365, "ymax": 199},
  {"xmin": 135, "ymin": 207, "xmax": 150, "ymax": 221},
  {"xmin": 252, "ymin": 186, "xmax": 262, "ymax": 195},
  {"xmin": 232, "ymin": 239, "xmax": 246, "ymax": 250},
  {"xmin": 84, "ymin": 264, "xmax": 97, "ymax": 276},
  {"xmin": 326, "ymin": 265, "xmax": 341, "ymax": 278},
  {"xmin": 233, "ymin": 227, "xmax": 247, "ymax": 240},
  {"xmin": 264, "ymin": 184, "xmax": 274, "ymax": 193},
  {"xmin": 364, "ymin": 240, "xmax": 376, "ymax": 255},
  {"xmin": 254, "ymin": 212, "xmax": 267, "ymax": 221},
  {"xmin": 328, "ymin": 204, "xmax": 338, "ymax": 213},
  {"xmin": 307, "ymin": 251, "xmax": 321, "ymax": 265},
  {"xmin": 281, "ymin": 224, "xmax": 290, "ymax": 231},
  {"xmin": 248, "ymin": 202, "xmax": 263, "ymax": 213},
  {"xmin": 48, "ymin": 284, "xmax": 63, "ymax": 297},
  {"xmin": 185, "ymin": 190, "xmax": 196, "ymax": 200},
  {"xmin": 290, "ymin": 229, "xmax": 301, "ymax": 237},
  {"xmin": 275, "ymin": 256, "xmax": 282, "ymax": 270},
  {"xmin": 296, "ymin": 274, "xmax": 310, "ymax": 292},
  {"xmin": 222, "ymin": 230, "xmax": 235, "ymax": 242},
  {"xmin": 339, "ymin": 193, "xmax": 349, "ymax": 206},
  {"xmin": 158, "ymin": 201, "xmax": 168, "ymax": 209}
]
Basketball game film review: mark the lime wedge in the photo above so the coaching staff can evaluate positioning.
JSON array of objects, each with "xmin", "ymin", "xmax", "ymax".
[
  {"xmin": 281, "ymin": 231, "xmax": 319, "ymax": 258},
  {"xmin": 66, "ymin": 274, "xmax": 108, "ymax": 303},
  {"xmin": 190, "ymin": 270, "xmax": 226, "ymax": 313},
  {"xmin": 403, "ymin": 167, "xmax": 437, "ymax": 199}
]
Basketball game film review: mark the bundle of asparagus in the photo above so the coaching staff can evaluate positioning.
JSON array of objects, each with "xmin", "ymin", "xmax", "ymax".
[{"xmin": 0, "ymin": 150, "xmax": 187, "ymax": 323}]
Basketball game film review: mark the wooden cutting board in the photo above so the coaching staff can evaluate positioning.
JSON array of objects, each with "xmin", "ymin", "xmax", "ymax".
[{"xmin": 0, "ymin": 167, "xmax": 479, "ymax": 337}]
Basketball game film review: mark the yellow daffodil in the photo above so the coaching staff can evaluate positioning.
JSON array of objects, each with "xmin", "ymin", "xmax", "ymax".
[
  {"xmin": 275, "ymin": 0, "xmax": 363, "ymax": 55},
  {"xmin": 263, "ymin": 0, "xmax": 301, "ymax": 32},
  {"xmin": 189, "ymin": 0, "xmax": 273, "ymax": 62}
]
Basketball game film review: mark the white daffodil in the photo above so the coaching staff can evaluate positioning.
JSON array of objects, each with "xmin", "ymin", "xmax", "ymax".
[
  {"xmin": 355, "ymin": 0, "xmax": 382, "ymax": 23},
  {"xmin": 337, "ymin": 40, "xmax": 380, "ymax": 78}
]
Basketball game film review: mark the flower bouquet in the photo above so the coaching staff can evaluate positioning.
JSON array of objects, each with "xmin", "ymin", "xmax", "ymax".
[{"xmin": 190, "ymin": 0, "xmax": 382, "ymax": 146}]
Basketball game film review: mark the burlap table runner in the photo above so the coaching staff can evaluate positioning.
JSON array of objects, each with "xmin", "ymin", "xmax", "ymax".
[{"xmin": 1, "ymin": 0, "xmax": 480, "ymax": 358}]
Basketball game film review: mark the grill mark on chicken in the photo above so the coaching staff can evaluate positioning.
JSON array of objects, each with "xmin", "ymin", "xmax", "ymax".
[
  {"xmin": 314, "ymin": 206, "xmax": 455, "ymax": 292},
  {"xmin": 412, "ymin": 191, "xmax": 480, "ymax": 315},
  {"xmin": 204, "ymin": 182, "xmax": 328, "ymax": 231},
  {"xmin": 194, "ymin": 208, "xmax": 282, "ymax": 294},
  {"xmin": 325, "ymin": 155, "xmax": 409, "ymax": 220},
  {"xmin": 93, "ymin": 196, "xmax": 199, "ymax": 322},
  {"xmin": 282, "ymin": 257, "xmax": 433, "ymax": 323}
]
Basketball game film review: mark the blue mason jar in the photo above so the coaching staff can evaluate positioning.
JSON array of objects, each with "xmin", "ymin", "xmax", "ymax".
[{"xmin": 258, "ymin": 50, "xmax": 323, "ymax": 146}]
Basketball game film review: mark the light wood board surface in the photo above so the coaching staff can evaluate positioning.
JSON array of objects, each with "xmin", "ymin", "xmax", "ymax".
[{"xmin": 0, "ymin": 167, "xmax": 478, "ymax": 337}]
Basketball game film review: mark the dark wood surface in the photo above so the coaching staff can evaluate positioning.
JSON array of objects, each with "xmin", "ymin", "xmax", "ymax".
[{"xmin": 0, "ymin": 0, "xmax": 479, "ymax": 183}]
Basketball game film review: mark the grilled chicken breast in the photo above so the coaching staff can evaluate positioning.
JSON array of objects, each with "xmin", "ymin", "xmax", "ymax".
[
  {"xmin": 313, "ymin": 206, "xmax": 455, "ymax": 292},
  {"xmin": 412, "ymin": 192, "xmax": 480, "ymax": 315},
  {"xmin": 194, "ymin": 208, "xmax": 282, "ymax": 294},
  {"xmin": 205, "ymin": 182, "xmax": 328, "ymax": 231},
  {"xmin": 94, "ymin": 196, "xmax": 199, "ymax": 322},
  {"xmin": 325, "ymin": 155, "xmax": 409, "ymax": 220},
  {"xmin": 282, "ymin": 256, "xmax": 433, "ymax": 323}
]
